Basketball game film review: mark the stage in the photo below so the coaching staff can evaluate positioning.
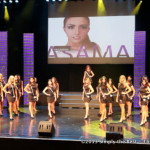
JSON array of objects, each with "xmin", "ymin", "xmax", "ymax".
[{"xmin": 0, "ymin": 105, "xmax": 150, "ymax": 149}]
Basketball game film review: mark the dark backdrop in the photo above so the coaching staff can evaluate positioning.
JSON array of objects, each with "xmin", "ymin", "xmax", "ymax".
[{"xmin": 0, "ymin": 0, "xmax": 149, "ymax": 92}]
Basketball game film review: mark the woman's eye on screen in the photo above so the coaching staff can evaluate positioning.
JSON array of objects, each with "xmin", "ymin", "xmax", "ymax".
[
  {"xmin": 80, "ymin": 25, "xmax": 88, "ymax": 29},
  {"xmin": 67, "ymin": 25, "xmax": 75, "ymax": 29}
]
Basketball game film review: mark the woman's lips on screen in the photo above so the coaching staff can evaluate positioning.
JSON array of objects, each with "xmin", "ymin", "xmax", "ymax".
[{"xmin": 72, "ymin": 36, "xmax": 81, "ymax": 40}]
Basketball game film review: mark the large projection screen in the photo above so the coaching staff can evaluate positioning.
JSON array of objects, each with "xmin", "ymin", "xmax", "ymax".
[{"xmin": 48, "ymin": 16, "xmax": 135, "ymax": 64}]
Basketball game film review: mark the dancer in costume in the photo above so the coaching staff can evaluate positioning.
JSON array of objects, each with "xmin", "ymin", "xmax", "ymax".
[{"xmin": 82, "ymin": 78, "xmax": 94, "ymax": 120}]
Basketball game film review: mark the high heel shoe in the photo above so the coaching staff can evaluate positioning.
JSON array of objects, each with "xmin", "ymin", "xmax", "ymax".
[
  {"xmin": 97, "ymin": 113, "xmax": 102, "ymax": 117},
  {"xmin": 31, "ymin": 116, "xmax": 35, "ymax": 119},
  {"xmin": 14, "ymin": 113, "xmax": 18, "ymax": 116},
  {"xmin": 140, "ymin": 122, "xmax": 145, "ymax": 126},
  {"xmin": 108, "ymin": 113, "xmax": 112, "ymax": 116},
  {"xmin": 51, "ymin": 111, "xmax": 56, "ymax": 116},
  {"xmin": 99, "ymin": 119, "xmax": 105, "ymax": 122},
  {"xmin": 119, "ymin": 120, "xmax": 124, "ymax": 123},
  {"xmin": 48, "ymin": 115, "xmax": 53, "ymax": 119},
  {"xmin": 126, "ymin": 114, "xmax": 131, "ymax": 119},
  {"xmin": 84, "ymin": 116, "xmax": 89, "ymax": 120},
  {"xmin": 10, "ymin": 118, "xmax": 14, "ymax": 121},
  {"xmin": 123, "ymin": 118, "xmax": 126, "ymax": 121}
]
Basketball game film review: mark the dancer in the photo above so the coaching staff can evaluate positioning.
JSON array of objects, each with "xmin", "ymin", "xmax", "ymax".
[
  {"xmin": 43, "ymin": 79, "xmax": 57, "ymax": 119},
  {"xmin": 14, "ymin": 75, "xmax": 23, "ymax": 112},
  {"xmin": 83, "ymin": 65, "xmax": 94, "ymax": 83},
  {"xmin": 82, "ymin": 78, "xmax": 94, "ymax": 120},
  {"xmin": 0, "ymin": 73, "xmax": 6, "ymax": 114},
  {"xmin": 107, "ymin": 78, "xmax": 118, "ymax": 116},
  {"xmin": 96, "ymin": 78, "xmax": 102, "ymax": 116},
  {"xmin": 140, "ymin": 75, "xmax": 150, "ymax": 117},
  {"xmin": 98, "ymin": 76, "xmax": 113, "ymax": 122},
  {"xmin": 33, "ymin": 77, "xmax": 39, "ymax": 112},
  {"xmin": 0, "ymin": 80, "xmax": 4, "ymax": 116},
  {"xmin": 126, "ymin": 77, "xmax": 135, "ymax": 118},
  {"xmin": 116, "ymin": 75, "xmax": 131, "ymax": 123},
  {"xmin": 24, "ymin": 77, "xmax": 39, "ymax": 119},
  {"xmin": 139, "ymin": 79, "xmax": 150, "ymax": 125},
  {"xmin": 52, "ymin": 77, "xmax": 59, "ymax": 115},
  {"xmin": 127, "ymin": 75, "xmax": 132, "ymax": 81},
  {"xmin": 3, "ymin": 75, "xmax": 18, "ymax": 120}
]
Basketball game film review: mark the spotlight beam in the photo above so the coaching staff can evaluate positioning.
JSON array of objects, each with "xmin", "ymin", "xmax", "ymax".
[
  {"xmin": 132, "ymin": 1, "xmax": 142, "ymax": 15},
  {"xmin": 58, "ymin": 1, "xmax": 67, "ymax": 13},
  {"xmin": 97, "ymin": 0, "xmax": 106, "ymax": 16},
  {"xmin": 4, "ymin": 6, "xmax": 10, "ymax": 21}
]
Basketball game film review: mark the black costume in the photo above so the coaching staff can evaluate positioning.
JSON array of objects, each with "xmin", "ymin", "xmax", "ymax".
[
  {"xmin": 83, "ymin": 85, "xmax": 92, "ymax": 103},
  {"xmin": 45, "ymin": 86, "xmax": 55, "ymax": 103},
  {"xmin": 118, "ymin": 83, "xmax": 127, "ymax": 104},
  {"xmin": 6, "ymin": 84, "xmax": 16, "ymax": 103},
  {"xmin": 28, "ymin": 83, "xmax": 38, "ymax": 102},
  {"xmin": 139, "ymin": 85, "xmax": 149, "ymax": 105},
  {"xmin": 85, "ymin": 71, "xmax": 93, "ymax": 83},
  {"xmin": 107, "ymin": 85, "xmax": 115, "ymax": 103},
  {"xmin": 15, "ymin": 79, "xmax": 22, "ymax": 97},
  {"xmin": 99, "ymin": 83, "xmax": 108, "ymax": 103},
  {"xmin": 126, "ymin": 83, "xmax": 133, "ymax": 102}
]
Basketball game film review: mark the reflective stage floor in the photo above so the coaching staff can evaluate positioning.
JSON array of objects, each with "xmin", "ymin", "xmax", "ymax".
[{"xmin": 0, "ymin": 106, "xmax": 150, "ymax": 145}]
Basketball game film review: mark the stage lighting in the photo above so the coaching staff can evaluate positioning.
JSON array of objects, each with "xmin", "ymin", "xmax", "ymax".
[
  {"xmin": 4, "ymin": 6, "xmax": 10, "ymax": 21},
  {"xmin": 15, "ymin": 0, "xmax": 19, "ymax": 3},
  {"xmin": 97, "ymin": 0, "xmax": 106, "ymax": 16},
  {"xmin": 3, "ymin": 0, "xmax": 7, "ymax": 3},
  {"xmin": 52, "ymin": 0, "xmax": 55, "ymax": 2},
  {"xmin": 58, "ymin": 0, "xmax": 67, "ymax": 12},
  {"xmin": 9, "ymin": 0, "xmax": 13, "ymax": 3},
  {"xmin": 46, "ymin": 0, "xmax": 49, "ymax": 2},
  {"xmin": 132, "ymin": 0, "xmax": 142, "ymax": 15}
]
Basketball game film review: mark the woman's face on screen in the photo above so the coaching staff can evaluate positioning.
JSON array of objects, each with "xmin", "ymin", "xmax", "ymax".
[{"xmin": 64, "ymin": 17, "xmax": 90, "ymax": 45}]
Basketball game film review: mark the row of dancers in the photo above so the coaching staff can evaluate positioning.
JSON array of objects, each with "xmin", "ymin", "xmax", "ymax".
[
  {"xmin": 0, "ymin": 74, "xmax": 59, "ymax": 120},
  {"xmin": 0, "ymin": 65, "xmax": 150, "ymax": 126},
  {"xmin": 82, "ymin": 65, "xmax": 150, "ymax": 126}
]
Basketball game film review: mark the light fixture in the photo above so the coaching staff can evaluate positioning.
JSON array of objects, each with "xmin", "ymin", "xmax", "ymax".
[
  {"xmin": 3, "ymin": 0, "xmax": 7, "ymax": 3},
  {"xmin": 15, "ymin": 0, "xmax": 19, "ymax": 3}
]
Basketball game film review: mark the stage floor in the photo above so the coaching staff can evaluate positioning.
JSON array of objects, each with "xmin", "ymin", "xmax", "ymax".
[{"xmin": 0, "ymin": 106, "xmax": 150, "ymax": 144}]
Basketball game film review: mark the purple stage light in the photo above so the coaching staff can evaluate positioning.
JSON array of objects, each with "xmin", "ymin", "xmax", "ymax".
[
  {"xmin": 0, "ymin": 31, "xmax": 8, "ymax": 106},
  {"xmin": 23, "ymin": 33, "xmax": 34, "ymax": 105},
  {"xmin": 134, "ymin": 31, "xmax": 146, "ymax": 108}
]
